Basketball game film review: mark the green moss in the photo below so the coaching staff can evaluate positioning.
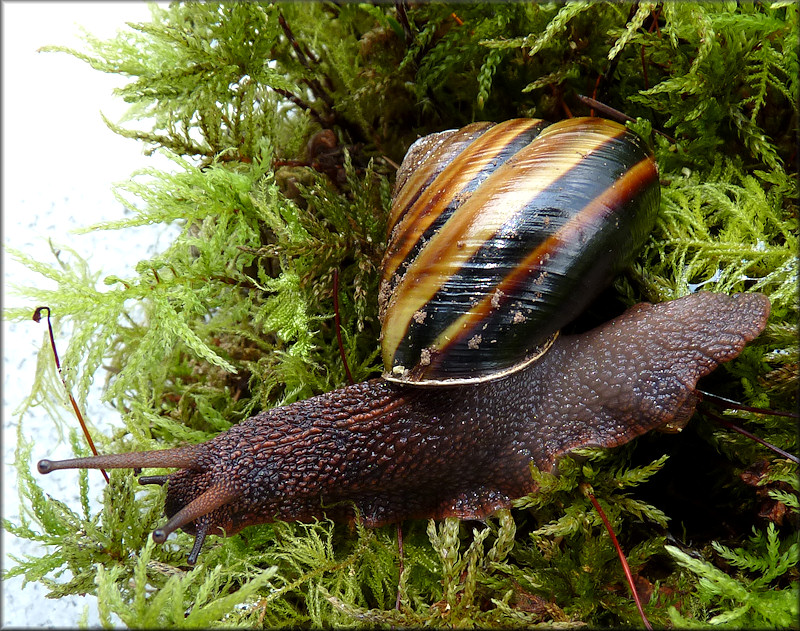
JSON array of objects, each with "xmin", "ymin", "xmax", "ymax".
[{"xmin": 5, "ymin": 2, "xmax": 797, "ymax": 627}]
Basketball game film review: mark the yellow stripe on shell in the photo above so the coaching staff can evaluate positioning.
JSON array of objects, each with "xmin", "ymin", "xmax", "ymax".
[
  {"xmin": 381, "ymin": 118, "xmax": 628, "ymax": 371},
  {"xmin": 388, "ymin": 122, "xmax": 492, "ymax": 231},
  {"xmin": 383, "ymin": 119, "xmax": 545, "ymax": 286}
]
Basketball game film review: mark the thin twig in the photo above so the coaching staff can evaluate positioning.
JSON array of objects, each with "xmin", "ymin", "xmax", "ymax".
[
  {"xmin": 272, "ymin": 87, "xmax": 326, "ymax": 126},
  {"xmin": 576, "ymin": 95, "xmax": 676, "ymax": 143},
  {"xmin": 278, "ymin": 12, "xmax": 312, "ymax": 70},
  {"xmin": 395, "ymin": 522, "xmax": 405, "ymax": 610},
  {"xmin": 395, "ymin": 2, "xmax": 414, "ymax": 44},
  {"xmin": 332, "ymin": 270, "xmax": 355, "ymax": 385},
  {"xmin": 278, "ymin": 12, "xmax": 335, "ymax": 109},
  {"xmin": 640, "ymin": 45, "xmax": 648, "ymax": 90},
  {"xmin": 579, "ymin": 94, "xmax": 635, "ymax": 124},
  {"xmin": 698, "ymin": 390, "xmax": 799, "ymax": 419}
]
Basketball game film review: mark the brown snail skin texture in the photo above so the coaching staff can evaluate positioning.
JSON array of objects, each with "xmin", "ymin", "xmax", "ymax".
[
  {"xmin": 37, "ymin": 292, "xmax": 770, "ymax": 564},
  {"xmin": 38, "ymin": 119, "xmax": 769, "ymax": 563}
]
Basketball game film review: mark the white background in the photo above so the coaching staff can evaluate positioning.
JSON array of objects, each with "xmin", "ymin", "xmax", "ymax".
[{"xmin": 3, "ymin": 2, "xmax": 177, "ymax": 626}]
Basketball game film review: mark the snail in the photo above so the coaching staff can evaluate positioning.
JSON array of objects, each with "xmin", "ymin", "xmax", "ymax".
[{"xmin": 37, "ymin": 117, "xmax": 770, "ymax": 565}]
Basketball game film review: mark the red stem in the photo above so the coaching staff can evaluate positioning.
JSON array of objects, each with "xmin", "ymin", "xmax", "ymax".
[
  {"xmin": 32, "ymin": 307, "xmax": 109, "ymax": 483},
  {"xmin": 696, "ymin": 390, "xmax": 799, "ymax": 464},
  {"xmin": 706, "ymin": 411, "xmax": 799, "ymax": 465},
  {"xmin": 586, "ymin": 491, "xmax": 653, "ymax": 631}
]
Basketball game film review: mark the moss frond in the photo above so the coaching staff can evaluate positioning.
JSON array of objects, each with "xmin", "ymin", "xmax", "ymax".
[{"xmin": 666, "ymin": 525, "xmax": 799, "ymax": 629}]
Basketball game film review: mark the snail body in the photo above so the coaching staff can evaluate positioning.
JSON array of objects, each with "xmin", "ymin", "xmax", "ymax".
[{"xmin": 37, "ymin": 118, "xmax": 771, "ymax": 564}]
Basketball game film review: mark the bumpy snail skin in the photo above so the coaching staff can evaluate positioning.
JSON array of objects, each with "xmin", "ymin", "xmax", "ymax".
[{"xmin": 39, "ymin": 291, "xmax": 769, "ymax": 561}]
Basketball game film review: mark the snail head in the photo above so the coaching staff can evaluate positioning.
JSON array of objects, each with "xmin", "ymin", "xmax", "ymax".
[{"xmin": 38, "ymin": 444, "xmax": 239, "ymax": 564}]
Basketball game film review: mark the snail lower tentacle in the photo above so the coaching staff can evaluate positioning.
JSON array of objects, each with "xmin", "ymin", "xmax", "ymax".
[{"xmin": 38, "ymin": 291, "xmax": 770, "ymax": 563}]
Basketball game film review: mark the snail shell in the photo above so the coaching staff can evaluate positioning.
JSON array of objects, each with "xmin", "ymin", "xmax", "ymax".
[{"xmin": 380, "ymin": 117, "xmax": 660, "ymax": 385}]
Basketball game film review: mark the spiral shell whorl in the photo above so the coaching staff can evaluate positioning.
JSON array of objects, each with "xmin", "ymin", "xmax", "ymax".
[{"xmin": 380, "ymin": 117, "xmax": 660, "ymax": 385}]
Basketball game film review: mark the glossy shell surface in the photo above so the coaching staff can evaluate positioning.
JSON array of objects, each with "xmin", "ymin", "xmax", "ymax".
[{"xmin": 380, "ymin": 117, "xmax": 660, "ymax": 385}]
